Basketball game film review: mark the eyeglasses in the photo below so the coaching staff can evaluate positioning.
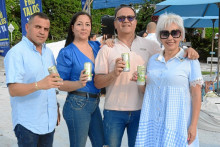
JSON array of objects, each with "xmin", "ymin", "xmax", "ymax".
[
  {"xmin": 160, "ymin": 30, "xmax": 181, "ymax": 39},
  {"xmin": 115, "ymin": 15, "xmax": 136, "ymax": 22}
]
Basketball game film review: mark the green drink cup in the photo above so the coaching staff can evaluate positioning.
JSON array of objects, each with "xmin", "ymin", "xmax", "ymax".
[
  {"xmin": 121, "ymin": 53, "xmax": 130, "ymax": 72},
  {"xmin": 84, "ymin": 62, "xmax": 92, "ymax": 81},
  {"xmin": 137, "ymin": 65, "xmax": 146, "ymax": 85}
]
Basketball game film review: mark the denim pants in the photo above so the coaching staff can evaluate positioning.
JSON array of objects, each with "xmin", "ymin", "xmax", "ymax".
[
  {"xmin": 103, "ymin": 110, "xmax": 141, "ymax": 147},
  {"xmin": 63, "ymin": 93, "xmax": 104, "ymax": 147},
  {"xmin": 14, "ymin": 124, "xmax": 55, "ymax": 147}
]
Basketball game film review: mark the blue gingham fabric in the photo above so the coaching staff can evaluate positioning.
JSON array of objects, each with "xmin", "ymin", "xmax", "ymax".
[{"xmin": 135, "ymin": 49, "xmax": 202, "ymax": 147}]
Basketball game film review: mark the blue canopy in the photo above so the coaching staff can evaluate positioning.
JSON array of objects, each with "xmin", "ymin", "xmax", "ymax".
[
  {"xmin": 93, "ymin": 0, "xmax": 145, "ymax": 9},
  {"xmin": 155, "ymin": 0, "xmax": 220, "ymax": 17},
  {"xmin": 183, "ymin": 16, "xmax": 218, "ymax": 28}
]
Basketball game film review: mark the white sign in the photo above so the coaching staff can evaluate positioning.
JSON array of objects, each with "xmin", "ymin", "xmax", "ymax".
[{"xmin": 8, "ymin": 24, "xmax": 15, "ymax": 33}]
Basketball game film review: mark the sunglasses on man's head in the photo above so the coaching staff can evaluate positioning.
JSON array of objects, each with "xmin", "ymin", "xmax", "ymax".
[
  {"xmin": 160, "ymin": 30, "xmax": 181, "ymax": 39},
  {"xmin": 115, "ymin": 15, "xmax": 136, "ymax": 22}
]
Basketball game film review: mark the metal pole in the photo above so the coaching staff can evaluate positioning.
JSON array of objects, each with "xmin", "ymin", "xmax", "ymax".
[
  {"xmin": 210, "ymin": 19, "xmax": 216, "ymax": 76},
  {"xmin": 83, "ymin": 0, "xmax": 88, "ymax": 11},
  {"xmin": 217, "ymin": 3, "xmax": 220, "ymax": 94},
  {"xmin": 88, "ymin": 0, "xmax": 91, "ymax": 15},
  {"xmin": 10, "ymin": 32, "xmax": 12, "ymax": 43},
  {"xmin": 83, "ymin": 0, "xmax": 93, "ymax": 15}
]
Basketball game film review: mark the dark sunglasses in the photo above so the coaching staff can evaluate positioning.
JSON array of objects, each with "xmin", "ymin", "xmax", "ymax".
[
  {"xmin": 115, "ymin": 15, "xmax": 136, "ymax": 22},
  {"xmin": 160, "ymin": 30, "xmax": 181, "ymax": 39}
]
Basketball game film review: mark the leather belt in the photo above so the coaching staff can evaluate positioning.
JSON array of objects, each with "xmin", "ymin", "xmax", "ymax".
[{"xmin": 68, "ymin": 91, "xmax": 100, "ymax": 98}]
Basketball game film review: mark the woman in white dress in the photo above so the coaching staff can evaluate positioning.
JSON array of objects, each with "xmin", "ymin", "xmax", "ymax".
[{"xmin": 135, "ymin": 13, "xmax": 203, "ymax": 147}]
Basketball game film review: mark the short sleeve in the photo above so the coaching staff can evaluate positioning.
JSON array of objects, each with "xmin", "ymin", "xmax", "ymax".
[
  {"xmin": 4, "ymin": 51, "xmax": 25, "ymax": 85},
  {"xmin": 189, "ymin": 60, "xmax": 204, "ymax": 87},
  {"xmin": 90, "ymin": 41, "xmax": 101, "ymax": 48},
  {"xmin": 95, "ymin": 45, "xmax": 109, "ymax": 74},
  {"xmin": 56, "ymin": 48, "xmax": 73, "ymax": 80}
]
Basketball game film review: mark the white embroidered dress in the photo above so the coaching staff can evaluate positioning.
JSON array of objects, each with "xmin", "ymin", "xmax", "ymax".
[{"xmin": 135, "ymin": 49, "xmax": 203, "ymax": 147}]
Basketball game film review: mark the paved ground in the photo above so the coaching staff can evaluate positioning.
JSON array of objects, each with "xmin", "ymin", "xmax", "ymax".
[{"xmin": 0, "ymin": 55, "xmax": 220, "ymax": 147}]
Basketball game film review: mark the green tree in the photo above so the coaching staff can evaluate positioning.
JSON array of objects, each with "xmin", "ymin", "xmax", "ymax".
[
  {"xmin": 135, "ymin": 1, "xmax": 155, "ymax": 33},
  {"xmin": 205, "ymin": 28, "xmax": 218, "ymax": 39},
  {"xmin": 42, "ymin": 0, "xmax": 81, "ymax": 41},
  {"xmin": 150, "ymin": 0, "xmax": 165, "ymax": 4},
  {"xmin": 5, "ymin": 0, "xmax": 20, "ymax": 24},
  {"xmin": 8, "ymin": 21, "xmax": 22, "ymax": 45},
  {"xmin": 6, "ymin": 0, "xmax": 21, "ymax": 45}
]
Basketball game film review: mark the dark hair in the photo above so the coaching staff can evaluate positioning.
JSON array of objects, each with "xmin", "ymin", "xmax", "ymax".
[
  {"xmin": 65, "ymin": 11, "xmax": 92, "ymax": 47},
  {"xmin": 137, "ymin": 30, "xmax": 146, "ymax": 37},
  {"xmin": 28, "ymin": 12, "xmax": 49, "ymax": 24},
  {"xmin": 89, "ymin": 33, "xmax": 96, "ymax": 40},
  {"xmin": 114, "ymin": 4, "xmax": 136, "ymax": 18}
]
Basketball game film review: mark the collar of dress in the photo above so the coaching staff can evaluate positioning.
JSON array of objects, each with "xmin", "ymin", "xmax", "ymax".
[{"xmin": 156, "ymin": 48, "xmax": 185, "ymax": 62}]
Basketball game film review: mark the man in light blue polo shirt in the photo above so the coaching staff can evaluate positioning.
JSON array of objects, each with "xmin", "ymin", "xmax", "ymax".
[{"xmin": 4, "ymin": 12, "xmax": 63, "ymax": 147}]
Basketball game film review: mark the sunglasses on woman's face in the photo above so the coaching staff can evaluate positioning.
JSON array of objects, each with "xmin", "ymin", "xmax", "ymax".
[
  {"xmin": 160, "ymin": 30, "xmax": 181, "ymax": 39},
  {"xmin": 115, "ymin": 15, "xmax": 136, "ymax": 22}
]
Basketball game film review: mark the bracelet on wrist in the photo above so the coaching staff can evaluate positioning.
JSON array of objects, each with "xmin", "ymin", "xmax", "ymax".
[{"xmin": 35, "ymin": 82, "xmax": 39, "ymax": 90}]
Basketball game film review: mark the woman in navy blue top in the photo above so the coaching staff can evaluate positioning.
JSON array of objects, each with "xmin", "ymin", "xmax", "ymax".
[{"xmin": 56, "ymin": 12, "xmax": 104, "ymax": 147}]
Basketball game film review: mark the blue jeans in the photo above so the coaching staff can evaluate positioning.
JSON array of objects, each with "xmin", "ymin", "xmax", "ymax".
[
  {"xmin": 103, "ymin": 110, "xmax": 141, "ymax": 147},
  {"xmin": 63, "ymin": 93, "xmax": 104, "ymax": 147},
  {"xmin": 14, "ymin": 124, "xmax": 54, "ymax": 147}
]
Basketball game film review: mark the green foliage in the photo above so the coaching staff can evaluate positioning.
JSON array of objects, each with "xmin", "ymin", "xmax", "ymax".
[
  {"xmin": 42, "ymin": 0, "xmax": 81, "ymax": 41},
  {"xmin": 150, "ymin": 0, "xmax": 165, "ymax": 4},
  {"xmin": 186, "ymin": 28, "xmax": 219, "ymax": 62},
  {"xmin": 5, "ymin": 0, "xmax": 20, "ymax": 24},
  {"xmin": 186, "ymin": 29, "xmax": 214, "ymax": 62},
  {"xmin": 6, "ymin": 0, "xmax": 21, "ymax": 45},
  {"xmin": 192, "ymin": 36, "xmax": 213, "ymax": 62},
  {"xmin": 205, "ymin": 28, "xmax": 218, "ymax": 39},
  {"xmin": 202, "ymin": 71, "xmax": 215, "ymax": 75},
  {"xmin": 135, "ymin": 1, "xmax": 155, "ymax": 33},
  {"xmin": 8, "ymin": 21, "xmax": 22, "ymax": 45},
  {"xmin": 135, "ymin": 0, "xmax": 164, "ymax": 33}
]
